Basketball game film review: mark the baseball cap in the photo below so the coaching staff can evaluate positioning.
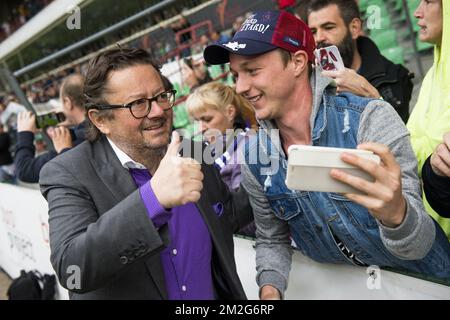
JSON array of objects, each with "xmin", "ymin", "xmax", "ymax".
[{"xmin": 204, "ymin": 10, "xmax": 316, "ymax": 65}]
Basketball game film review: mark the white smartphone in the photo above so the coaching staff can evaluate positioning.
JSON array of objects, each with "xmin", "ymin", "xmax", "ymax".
[
  {"xmin": 285, "ymin": 145, "xmax": 381, "ymax": 194},
  {"xmin": 314, "ymin": 45, "xmax": 345, "ymax": 72}
]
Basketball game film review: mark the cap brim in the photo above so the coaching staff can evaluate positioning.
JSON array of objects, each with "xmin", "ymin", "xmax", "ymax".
[{"xmin": 203, "ymin": 39, "xmax": 277, "ymax": 65}]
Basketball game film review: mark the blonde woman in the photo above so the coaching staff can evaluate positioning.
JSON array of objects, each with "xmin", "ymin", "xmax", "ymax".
[
  {"xmin": 186, "ymin": 82, "xmax": 257, "ymax": 237},
  {"xmin": 187, "ymin": 82, "xmax": 257, "ymax": 189}
]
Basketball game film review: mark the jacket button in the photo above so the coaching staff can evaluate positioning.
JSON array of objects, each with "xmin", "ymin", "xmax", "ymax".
[
  {"xmin": 120, "ymin": 256, "xmax": 128, "ymax": 264},
  {"xmin": 279, "ymin": 206, "xmax": 285, "ymax": 214}
]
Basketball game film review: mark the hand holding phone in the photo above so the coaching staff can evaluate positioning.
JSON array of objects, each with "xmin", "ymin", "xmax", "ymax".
[
  {"xmin": 17, "ymin": 111, "xmax": 36, "ymax": 133},
  {"xmin": 286, "ymin": 145, "xmax": 380, "ymax": 194},
  {"xmin": 329, "ymin": 142, "xmax": 407, "ymax": 227},
  {"xmin": 47, "ymin": 126, "xmax": 73, "ymax": 153}
]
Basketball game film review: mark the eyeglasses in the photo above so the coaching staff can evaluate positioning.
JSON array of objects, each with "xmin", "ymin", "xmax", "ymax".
[{"xmin": 87, "ymin": 89, "xmax": 177, "ymax": 119}]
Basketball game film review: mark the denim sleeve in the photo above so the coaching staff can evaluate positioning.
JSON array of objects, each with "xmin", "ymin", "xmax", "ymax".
[{"xmin": 138, "ymin": 181, "xmax": 172, "ymax": 228}]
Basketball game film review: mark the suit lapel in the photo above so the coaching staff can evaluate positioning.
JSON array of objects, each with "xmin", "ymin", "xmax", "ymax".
[
  {"xmin": 91, "ymin": 137, "xmax": 136, "ymax": 201},
  {"xmin": 195, "ymin": 184, "xmax": 228, "ymax": 252}
]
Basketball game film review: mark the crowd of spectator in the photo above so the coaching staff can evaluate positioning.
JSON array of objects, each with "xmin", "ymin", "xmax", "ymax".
[{"xmin": 0, "ymin": 0, "xmax": 53, "ymax": 42}]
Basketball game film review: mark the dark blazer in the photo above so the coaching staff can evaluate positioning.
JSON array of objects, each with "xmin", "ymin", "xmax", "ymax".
[
  {"xmin": 39, "ymin": 136, "xmax": 253, "ymax": 300},
  {"xmin": 0, "ymin": 132, "xmax": 13, "ymax": 165},
  {"xmin": 357, "ymin": 36, "xmax": 414, "ymax": 124}
]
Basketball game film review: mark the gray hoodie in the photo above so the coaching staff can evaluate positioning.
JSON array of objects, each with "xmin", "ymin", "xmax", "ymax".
[{"xmin": 241, "ymin": 70, "xmax": 436, "ymax": 296}]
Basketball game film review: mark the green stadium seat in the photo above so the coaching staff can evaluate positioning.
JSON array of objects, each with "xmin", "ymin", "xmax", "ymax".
[
  {"xmin": 381, "ymin": 47, "xmax": 405, "ymax": 65},
  {"xmin": 226, "ymin": 73, "xmax": 235, "ymax": 86},
  {"xmin": 416, "ymin": 35, "xmax": 434, "ymax": 52},
  {"xmin": 209, "ymin": 64, "xmax": 223, "ymax": 79},
  {"xmin": 172, "ymin": 102, "xmax": 191, "ymax": 129},
  {"xmin": 360, "ymin": 0, "xmax": 385, "ymax": 13},
  {"xmin": 392, "ymin": 0, "xmax": 403, "ymax": 12},
  {"xmin": 173, "ymin": 82, "xmax": 183, "ymax": 99},
  {"xmin": 368, "ymin": 16, "xmax": 393, "ymax": 35},
  {"xmin": 371, "ymin": 30, "xmax": 398, "ymax": 51}
]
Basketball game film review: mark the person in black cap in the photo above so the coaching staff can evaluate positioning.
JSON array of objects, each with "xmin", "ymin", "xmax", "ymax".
[{"xmin": 204, "ymin": 10, "xmax": 450, "ymax": 299}]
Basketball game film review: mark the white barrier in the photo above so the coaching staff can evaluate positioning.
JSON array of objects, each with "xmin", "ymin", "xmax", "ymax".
[
  {"xmin": 0, "ymin": 183, "xmax": 68, "ymax": 299},
  {"xmin": 234, "ymin": 237, "xmax": 450, "ymax": 299},
  {"xmin": 1, "ymin": 182, "xmax": 449, "ymax": 300}
]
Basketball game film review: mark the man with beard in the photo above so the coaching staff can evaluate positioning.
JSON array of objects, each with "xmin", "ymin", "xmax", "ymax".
[
  {"xmin": 39, "ymin": 48, "xmax": 253, "ymax": 299},
  {"xmin": 306, "ymin": 0, "xmax": 413, "ymax": 123}
]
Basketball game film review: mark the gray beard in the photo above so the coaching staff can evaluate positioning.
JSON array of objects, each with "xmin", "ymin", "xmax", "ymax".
[{"xmin": 127, "ymin": 144, "xmax": 167, "ymax": 174}]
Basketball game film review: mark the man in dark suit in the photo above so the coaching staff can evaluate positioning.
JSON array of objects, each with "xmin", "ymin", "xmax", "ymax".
[{"xmin": 39, "ymin": 48, "xmax": 253, "ymax": 300}]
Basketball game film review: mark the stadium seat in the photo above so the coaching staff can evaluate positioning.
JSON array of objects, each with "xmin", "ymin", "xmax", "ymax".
[
  {"xmin": 172, "ymin": 102, "xmax": 190, "ymax": 129},
  {"xmin": 381, "ymin": 47, "xmax": 405, "ymax": 65},
  {"xmin": 371, "ymin": 30, "xmax": 398, "ymax": 51},
  {"xmin": 368, "ymin": 16, "xmax": 393, "ymax": 35},
  {"xmin": 416, "ymin": 35, "xmax": 434, "ymax": 52},
  {"xmin": 209, "ymin": 64, "xmax": 224, "ymax": 79},
  {"xmin": 360, "ymin": 0, "xmax": 385, "ymax": 14}
]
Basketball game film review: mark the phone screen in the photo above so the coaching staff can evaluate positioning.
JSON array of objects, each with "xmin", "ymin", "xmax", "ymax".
[
  {"xmin": 314, "ymin": 45, "xmax": 345, "ymax": 72},
  {"xmin": 35, "ymin": 112, "xmax": 66, "ymax": 129}
]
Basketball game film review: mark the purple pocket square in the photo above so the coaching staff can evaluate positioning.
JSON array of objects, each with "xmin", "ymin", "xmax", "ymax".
[{"xmin": 212, "ymin": 202, "xmax": 224, "ymax": 217}]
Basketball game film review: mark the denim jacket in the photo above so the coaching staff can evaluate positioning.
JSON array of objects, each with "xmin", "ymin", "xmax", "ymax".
[{"xmin": 241, "ymin": 76, "xmax": 450, "ymax": 295}]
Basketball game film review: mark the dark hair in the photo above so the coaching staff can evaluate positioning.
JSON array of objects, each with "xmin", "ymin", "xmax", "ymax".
[
  {"xmin": 278, "ymin": 49, "xmax": 292, "ymax": 66},
  {"xmin": 306, "ymin": 0, "xmax": 360, "ymax": 26},
  {"xmin": 60, "ymin": 74, "xmax": 84, "ymax": 109},
  {"xmin": 277, "ymin": 49, "xmax": 312, "ymax": 77},
  {"xmin": 161, "ymin": 75, "xmax": 174, "ymax": 91},
  {"xmin": 83, "ymin": 48, "xmax": 162, "ymax": 141},
  {"xmin": 183, "ymin": 57, "xmax": 195, "ymax": 70}
]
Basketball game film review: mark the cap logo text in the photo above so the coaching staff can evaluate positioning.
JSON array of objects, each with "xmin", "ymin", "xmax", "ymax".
[{"xmin": 224, "ymin": 41, "xmax": 247, "ymax": 51}]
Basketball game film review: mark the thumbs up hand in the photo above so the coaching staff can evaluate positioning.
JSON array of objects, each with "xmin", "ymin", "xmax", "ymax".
[{"xmin": 150, "ymin": 131, "xmax": 204, "ymax": 209}]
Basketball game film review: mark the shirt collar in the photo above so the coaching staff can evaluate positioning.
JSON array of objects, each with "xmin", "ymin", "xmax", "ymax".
[{"xmin": 107, "ymin": 138, "xmax": 147, "ymax": 170}]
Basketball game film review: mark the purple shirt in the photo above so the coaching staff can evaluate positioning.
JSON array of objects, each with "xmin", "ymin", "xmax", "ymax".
[{"xmin": 129, "ymin": 168, "xmax": 214, "ymax": 300}]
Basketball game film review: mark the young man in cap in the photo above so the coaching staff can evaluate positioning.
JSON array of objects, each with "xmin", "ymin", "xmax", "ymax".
[{"xmin": 204, "ymin": 10, "xmax": 450, "ymax": 299}]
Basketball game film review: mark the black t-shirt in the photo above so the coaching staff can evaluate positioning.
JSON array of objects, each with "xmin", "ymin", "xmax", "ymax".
[
  {"xmin": 0, "ymin": 132, "xmax": 13, "ymax": 165},
  {"xmin": 422, "ymin": 156, "xmax": 450, "ymax": 218}
]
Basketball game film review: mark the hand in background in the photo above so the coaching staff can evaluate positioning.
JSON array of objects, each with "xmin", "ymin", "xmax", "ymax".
[
  {"xmin": 322, "ymin": 68, "xmax": 381, "ymax": 98},
  {"xmin": 17, "ymin": 111, "xmax": 36, "ymax": 133},
  {"xmin": 47, "ymin": 126, "xmax": 73, "ymax": 153},
  {"xmin": 430, "ymin": 132, "xmax": 450, "ymax": 178}
]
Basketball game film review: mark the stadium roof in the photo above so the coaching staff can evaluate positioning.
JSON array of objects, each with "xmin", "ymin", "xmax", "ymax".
[{"xmin": 0, "ymin": 0, "xmax": 89, "ymax": 62}]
